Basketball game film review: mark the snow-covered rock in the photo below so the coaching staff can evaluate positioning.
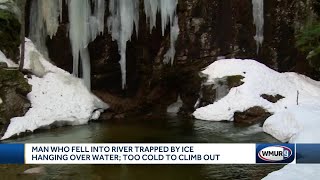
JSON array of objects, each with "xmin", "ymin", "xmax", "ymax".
[
  {"xmin": 193, "ymin": 59, "xmax": 320, "ymax": 180},
  {"xmin": 1, "ymin": 39, "xmax": 109, "ymax": 140},
  {"xmin": 193, "ymin": 59, "xmax": 320, "ymax": 121}
]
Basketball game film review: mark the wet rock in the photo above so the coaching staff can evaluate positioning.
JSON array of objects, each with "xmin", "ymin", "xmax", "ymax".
[
  {"xmin": 23, "ymin": 166, "xmax": 46, "ymax": 175},
  {"xmin": 234, "ymin": 106, "xmax": 271, "ymax": 126},
  {"xmin": 0, "ymin": 68, "xmax": 31, "ymax": 136},
  {"xmin": 261, "ymin": 94, "xmax": 285, "ymax": 103}
]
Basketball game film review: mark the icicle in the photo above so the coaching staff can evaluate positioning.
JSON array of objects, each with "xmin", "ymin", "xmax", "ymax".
[
  {"xmin": 29, "ymin": 0, "xmax": 47, "ymax": 55},
  {"xmin": 143, "ymin": 0, "xmax": 159, "ymax": 32},
  {"xmin": 59, "ymin": 0, "xmax": 63, "ymax": 22},
  {"xmin": 143, "ymin": 0, "xmax": 179, "ymax": 64},
  {"xmin": 29, "ymin": 0, "xmax": 63, "ymax": 56},
  {"xmin": 159, "ymin": 0, "xmax": 178, "ymax": 36},
  {"xmin": 143, "ymin": 0, "xmax": 178, "ymax": 36},
  {"xmin": 68, "ymin": 0, "xmax": 91, "ymax": 78},
  {"xmin": 90, "ymin": 0, "xmax": 105, "ymax": 39},
  {"xmin": 164, "ymin": 15, "xmax": 179, "ymax": 65},
  {"xmin": 40, "ymin": 0, "xmax": 62, "ymax": 38},
  {"xmin": 252, "ymin": 0, "xmax": 264, "ymax": 54},
  {"xmin": 107, "ymin": 0, "xmax": 140, "ymax": 89}
]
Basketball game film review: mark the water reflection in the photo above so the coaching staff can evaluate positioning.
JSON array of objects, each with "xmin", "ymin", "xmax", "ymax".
[{"xmin": 3, "ymin": 115, "xmax": 283, "ymax": 179}]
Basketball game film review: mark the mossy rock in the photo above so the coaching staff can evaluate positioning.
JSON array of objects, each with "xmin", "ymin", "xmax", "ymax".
[
  {"xmin": 0, "ymin": 8, "xmax": 21, "ymax": 61},
  {"xmin": 0, "ymin": 68, "xmax": 31, "ymax": 136}
]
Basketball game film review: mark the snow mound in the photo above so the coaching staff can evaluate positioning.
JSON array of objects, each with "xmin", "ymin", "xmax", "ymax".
[
  {"xmin": 1, "ymin": 39, "xmax": 109, "ymax": 140},
  {"xmin": 193, "ymin": 59, "xmax": 320, "ymax": 179},
  {"xmin": 193, "ymin": 59, "xmax": 320, "ymax": 121}
]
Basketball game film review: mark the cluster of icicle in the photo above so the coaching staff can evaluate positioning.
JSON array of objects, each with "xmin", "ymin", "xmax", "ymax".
[
  {"xmin": 29, "ymin": 0, "xmax": 179, "ymax": 90},
  {"xmin": 252, "ymin": 0, "xmax": 264, "ymax": 54},
  {"xmin": 29, "ymin": 0, "xmax": 105, "ymax": 89},
  {"xmin": 108, "ymin": 0, "xmax": 179, "ymax": 89}
]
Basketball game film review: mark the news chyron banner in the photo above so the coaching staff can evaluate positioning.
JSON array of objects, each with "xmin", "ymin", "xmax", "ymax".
[{"xmin": 0, "ymin": 143, "xmax": 318, "ymax": 164}]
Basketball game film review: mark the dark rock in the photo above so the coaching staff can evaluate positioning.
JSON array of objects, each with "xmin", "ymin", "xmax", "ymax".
[
  {"xmin": 0, "ymin": 62, "xmax": 8, "ymax": 68},
  {"xmin": 0, "ymin": 68, "xmax": 31, "ymax": 136},
  {"xmin": 198, "ymin": 75, "xmax": 244, "ymax": 108},
  {"xmin": 234, "ymin": 106, "xmax": 271, "ymax": 126},
  {"xmin": 0, "ymin": 2, "xmax": 21, "ymax": 61},
  {"xmin": 261, "ymin": 94, "xmax": 285, "ymax": 103},
  {"xmin": 226, "ymin": 75, "xmax": 245, "ymax": 88},
  {"xmin": 98, "ymin": 111, "xmax": 115, "ymax": 121}
]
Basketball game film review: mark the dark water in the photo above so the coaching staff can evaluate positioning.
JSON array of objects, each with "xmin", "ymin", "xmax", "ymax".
[{"xmin": 2, "ymin": 115, "xmax": 283, "ymax": 180}]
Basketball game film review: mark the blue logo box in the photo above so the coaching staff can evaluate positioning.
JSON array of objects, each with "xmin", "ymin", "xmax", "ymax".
[
  {"xmin": 0, "ymin": 144, "xmax": 24, "ymax": 164},
  {"xmin": 256, "ymin": 144, "xmax": 295, "ymax": 164}
]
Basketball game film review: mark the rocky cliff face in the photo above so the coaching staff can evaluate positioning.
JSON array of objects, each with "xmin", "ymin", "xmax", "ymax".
[
  {"xmin": 0, "ymin": 68, "xmax": 31, "ymax": 136},
  {"xmin": 27, "ymin": 0, "xmax": 319, "ymax": 116},
  {"xmin": 0, "ymin": 0, "xmax": 21, "ymax": 61}
]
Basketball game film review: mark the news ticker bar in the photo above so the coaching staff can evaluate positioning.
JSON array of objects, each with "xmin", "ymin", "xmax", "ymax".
[{"xmin": 0, "ymin": 143, "xmax": 318, "ymax": 164}]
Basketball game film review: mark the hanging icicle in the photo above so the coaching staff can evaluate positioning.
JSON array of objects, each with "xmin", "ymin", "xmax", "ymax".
[
  {"xmin": 252, "ymin": 0, "xmax": 264, "ymax": 54},
  {"xmin": 68, "ymin": 0, "xmax": 105, "ymax": 89},
  {"xmin": 29, "ymin": 0, "xmax": 63, "ymax": 56},
  {"xmin": 107, "ymin": 0, "xmax": 140, "ymax": 89},
  {"xmin": 144, "ymin": 0, "xmax": 179, "ymax": 65},
  {"xmin": 164, "ymin": 15, "xmax": 179, "ymax": 65}
]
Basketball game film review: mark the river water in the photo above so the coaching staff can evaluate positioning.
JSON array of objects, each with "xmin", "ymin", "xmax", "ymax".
[{"xmin": 1, "ymin": 115, "xmax": 283, "ymax": 180}]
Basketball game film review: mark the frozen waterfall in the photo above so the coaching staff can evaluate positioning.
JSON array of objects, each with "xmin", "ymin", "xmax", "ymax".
[
  {"xmin": 252, "ymin": 0, "xmax": 264, "ymax": 54},
  {"xmin": 29, "ymin": 0, "xmax": 105, "ymax": 89},
  {"xmin": 30, "ymin": 0, "xmax": 179, "ymax": 90},
  {"xmin": 29, "ymin": 0, "xmax": 63, "ymax": 56},
  {"xmin": 108, "ymin": 0, "xmax": 179, "ymax": 89}
]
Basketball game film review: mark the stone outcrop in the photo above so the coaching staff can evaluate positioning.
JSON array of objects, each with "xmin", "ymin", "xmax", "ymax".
[
  {"xmin": 234, "ymin": 106, "xmax": 271, "ymax": 126},
  {"xmin": 0, "ymin": 0, "xmax": 21, "ymax": 61},
  {"xmin": 0, "ymin": 67, "xmax": 31, "ymax": 136}
]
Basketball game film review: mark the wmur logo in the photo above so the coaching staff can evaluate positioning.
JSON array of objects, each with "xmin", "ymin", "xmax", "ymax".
[{"xmin": 256, "ymin": 144, "xmax": 295, "ymax": 164}]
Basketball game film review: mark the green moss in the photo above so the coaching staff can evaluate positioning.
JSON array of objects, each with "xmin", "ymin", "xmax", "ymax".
[
  {"xmin": 296, "ymin": 22, "xmax": 320, "ymax": 71},
  {"xmin": 0, "ymin": 69, "xmax": 31, "ymax": 95},
  {"xmin": 0, "ymin": 68, "xmax": 31, "ymax": 126},
  {"xmin": 0, "ymin": 9, "xmax": 21, "ymax": 61},
  {"xmin": 226, "ymin": 75, "xmax": 245, "ymax": 88}
]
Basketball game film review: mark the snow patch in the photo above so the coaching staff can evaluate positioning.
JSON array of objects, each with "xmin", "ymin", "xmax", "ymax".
[
  {"xmin": 1, "ymin": 39, "xmax": 109, "ymax": 140},
  {"xmin": 167, "ymin": 95, "xmax": 183, "ymax": 114}
]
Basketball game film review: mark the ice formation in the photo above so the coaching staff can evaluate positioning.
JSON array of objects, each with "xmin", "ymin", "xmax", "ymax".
[
  {"xmin": 252, "ymin": 0, "xmax": 264, "ymax": 53},
  {"xmin": 164, "ymin": 15, "xmax": 179, "ymax": 65},
  {"xmin": 29, "ymin": 0, "xmax": 105, "ymax": 89},
  {"xmin": 68, "ymin": 0, "xmax": 105, "ymax": 89},
  {"xmin": 29, "ymin": 0, "xmax": 63, "ymax": 56},
  {"xmin": 108, "ymin": 0, "xmax": 179, "ymax": 88},
  {"xmin": 143, "ymin": 0, "xmax": 178, "ymax": 35},
  {"xmin": 144, "ymin": 0, "xmax": 179, "ymax": 65},
  {"xmin": 107, "ymin": 0, "xmax": 140, "ymax": 89},
  {"xmin": 29, "ymin": 0, "xmax": 179, "ymax": 89}
]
